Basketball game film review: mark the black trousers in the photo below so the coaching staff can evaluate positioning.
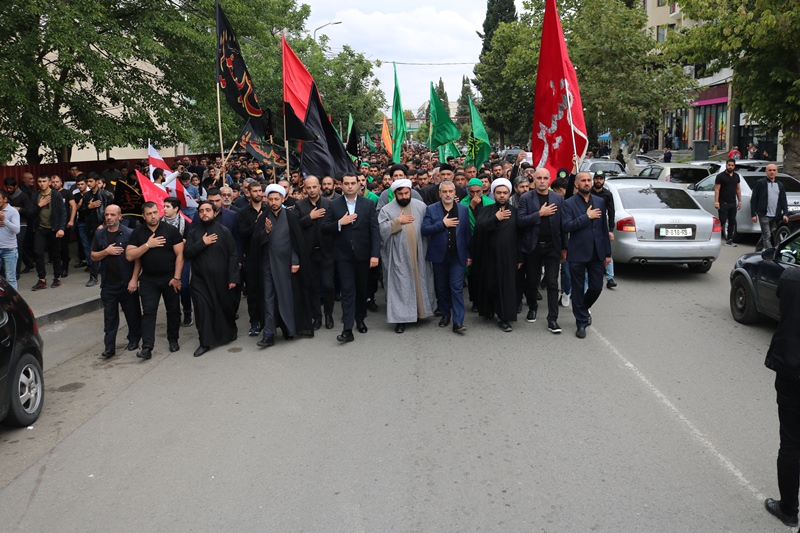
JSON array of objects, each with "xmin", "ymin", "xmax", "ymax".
[
  {"xmin": 243, "ymin": 259, "xmax": 261, "ymax": 325},
  {"xmin": 58, "ymin": 226, "xmax": 71, "ymax": 270},
  {"xmin": 33, "ymin": 227, "xmax": 61, "ymax": 280},
  {"xmin": 337, "ymin": 258, "xmax": 369, "ymax": 331},
  {"xmin": 15, "ymin": 225, "xmax": 28, "ymax": 274},
  {"xmin": 139, "ymin": 274, "xmax": 180, "ymax": 350},
  {"xmin": 569, "ymin": 259, "xmax": 604, "ymax": 328},
  {"xmin": 101, "ymin": 282, "xmax": 142, "ymax": 352},
  {"xmin": 368, "ymin": 257, "xmax": 381, "ymax": 300},
  {"xmin": 525, "ymin": 242, "xmax": 560, "ymax": 321},
  {"xmin": 776, "ymin": 374, "xmax": 800, "ymax": 517},
  {"xmin": 86, "ymin": 226, "xmax": 99, "ymax": 277},
  {"xmin": 718, "ymin": 203, "xmax": 737, "ymax": 241},
  {"xmin": 310, "ymin": 252, "xmax": 335, "ymax": 318}
]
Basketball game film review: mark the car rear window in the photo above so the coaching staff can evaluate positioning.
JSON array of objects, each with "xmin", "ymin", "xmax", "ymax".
[
  {"xmin": 618, "ymin": 186, "xmax": 701, "ymax": 210},
  {"xmin": 742, "ymin": 175, "xmax": 800, "ymax": 192},
  {"xmin": 590, "ymin": 162, "xmax": 623, "ymax": 174},
  {"xmin": 668, "ymin": 168, "xmax": 709, "ymax": 184}
]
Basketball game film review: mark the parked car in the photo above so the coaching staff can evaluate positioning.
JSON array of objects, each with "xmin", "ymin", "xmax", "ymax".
[
  {"xmin": 729, "ymin": 227, "xmax": 800, "ymax": 323},
  {"xmin": 0, "ymin": 277, "xmax": 44, "ymax": 426},
  {"xmin": 500, "ymin": 149, "xmax": 523, "ymax": 164},
  {"xmin": 637, "ymin": 163, "xmax": 711, "ymax": 188},
  {"xmin": 579, "ymin": 158, "xmax": 625, "ymax": 176},
  {"xmin": 773, "ymin": 212, "xmax": 800, "ymax": 244},
  {"xmin": 634, "ymin": 155, "xmax": 658, "ymax": 173},
  {"xmin": 688, "ymin": 160, "xmax": 725, "ymax": 175},
  {"xmin": 606, "ymin": 179, "xmax": 722, "ymax": 272},
  {"xmin": 734, "ymin": 160, "xmax": 783, "ymax": 172},
  {"xmin": 687, "ymin": 171, "xmax": 800, "ymax": 239}
]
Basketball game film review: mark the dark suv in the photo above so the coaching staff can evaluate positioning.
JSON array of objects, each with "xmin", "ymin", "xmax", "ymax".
[{"xmin": 0, "ymin": 277, "xmax": 44, "ymax": 426}]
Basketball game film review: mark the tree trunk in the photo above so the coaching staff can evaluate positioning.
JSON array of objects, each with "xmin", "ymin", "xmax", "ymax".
[
  {"xmin": 783, "ymin": 121, "xmax": 800, "ymax": 179},
  {"xmin": 622, "ymin": 134, "xmax": 642, "ymax": 175},
  {"xmin": 57, "ymin": 145, "xmax": 72, "ymax": 163},
  {"xmin": 498, "ymin": 131, "xmax": 505, "ymax": 151},
  {"xmin": 25, "ymin": 142, "xmax": 42, "ymax": 165}
]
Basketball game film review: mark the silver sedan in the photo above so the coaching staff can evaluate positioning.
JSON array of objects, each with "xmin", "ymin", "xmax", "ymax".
[{"xmin": 606, "ymin": 180, "xmax": 722, "ymax": 272}]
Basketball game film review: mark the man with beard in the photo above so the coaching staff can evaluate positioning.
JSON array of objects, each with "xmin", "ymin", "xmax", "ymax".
[
  {"xmin": 376, "ymin": 164, "xmax": 424, "ymax": 211},
  {"xmin": 184, "ymin": 201, "xmax": 239, "ymax": 357},
  {"xmin": 591, "ymin": 171, "xmax": 617, "ymax": 289},
  {"xmin": 561, "ymin": 172, "xmax": 612, "ymax": 339},
  {"xmin": 238, "ymin": 182, "xmax": 265, "ymax": 336},
  {"xmin": 471, "ymin": 178, "xmax": 520, "ymax": 332},
  {"xmin": 295, "ymin": 176, "xmax": 335, "ymax": 330},
  {"xmin": 320, "ymin": 176, "xmax": 341, "ymax": 201},
  {"xmin": 378, "ymin": 179, "xmax": 435, "ymax": 333},
  {"xmin": 250, "ymin": 184, "xmax": 314, "ymax": 347},
  {"xmin": 518, "ymin": 169, "xmax": 566, "ymax": 334},
  {"xmin": 321, "ymin": 173, "xmax": 380, "ymax": 342}
]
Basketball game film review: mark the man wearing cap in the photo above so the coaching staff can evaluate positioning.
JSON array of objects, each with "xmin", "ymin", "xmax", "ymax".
[
  {"xmin": 471, "ymin": 178, "xmax": 520, "ymax": 332},
  {"xmin": 591, "ymin": 170, "xmax": 617, "ymax": 288},
  {"xmin": 378, "ymin": 178, "xmax": 435, "ymax": 333}
]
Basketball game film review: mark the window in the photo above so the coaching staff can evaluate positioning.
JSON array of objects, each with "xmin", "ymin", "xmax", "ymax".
[
  {"xmin": 619, "ymin": 186, "xmax": 701, "ymax": 210},
  {"xmin": 657, "ymin": 26, "xmax": 667, "ymax": 42},
  {"xmin": 694, "ymin": 176, "xmax": 716, "ymax": 192},
  {"xmin": 778, "ymin": 234, "xmax": 800, "ymax": 264}
]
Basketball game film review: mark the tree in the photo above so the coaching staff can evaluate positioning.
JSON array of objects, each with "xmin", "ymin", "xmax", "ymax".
[
  {"xmin": 667, "ymin": 0, "xmax": 800, "ymax": 175},
  {"xmin": 434, "ymin": 78, "xmax": 449, "ymax": 115},
  {"xmin": 477, "ymin": 0, "xmax": 517, "ymax": 58},
  {"xmin": 456, "ymin": 76, "xmax": 474, "ymax": 125},
  {"xmin": 404, "ymin": 109, "xmax": 415, "ymax": 120},
  {"xmin": 414, "ymin": 121, "xmax": 429, "ymax": 143}
]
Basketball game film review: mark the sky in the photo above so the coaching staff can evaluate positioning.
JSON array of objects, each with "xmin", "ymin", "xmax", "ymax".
[{"xmin": 303, "ymin": 0, "xmax": 527, "ymax": 116}]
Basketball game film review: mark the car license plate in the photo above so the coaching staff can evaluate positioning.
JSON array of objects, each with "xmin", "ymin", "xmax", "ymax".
[
  {"xmin": 660, "ymin": 227, "xmax": 692, "ymax": 237},
  {"xmin": 788, "ymin": 205, "xmax": 800, "ymax": 212}
]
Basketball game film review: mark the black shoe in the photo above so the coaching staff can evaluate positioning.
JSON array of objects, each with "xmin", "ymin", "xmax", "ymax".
[
  {"xmin": 74, "ymin": 260, "xmax": 87, "ymax": 268},
  {"xmin": 434, "ymin": 307, "xmax": 441, "ymax": 317},
  {"xmin": 536, "ymin": 291, "xmax": 542, "ymax": 300},
  {"xmin": 126, "ymin": 341, "xmax": 139, "ymax": 351},
  {"xmin": 85, "ymin": 277, "xmax": 97, "ymax": 287},
  {"xmin": 366, "ymin": 299, "xmax": 379, "ymax": 312},
  {"xmin": 136, "ymin": 348, "xmax": 152, "ymax": 360},
  {"xmin": 335, "ymin": 292, "xmax": 342, "ymax": 301},
  {"xmin": 20, "ymin": 265, "xmax": 33, "ymax": 274},
  {"xmin": 282, "ymin": 332, "xmax": 294, "ymax": 341},
  {"xmin": 517, "ymin": 302, "xmax": 523, "ymax": 313},
  {"xmin": 169, "ymin": 341, "xmax": 180, "ymax": 353},
  {"xmin": 182, "ymin": 314, "xmax": 193, "ymax": 327},
  {"xmin": 395, "ymin": 323, "xmax": 405, "ymax": 334},
  {"xmin": 498, "ymin": 321, "xmax": 512, "ymax": 333},
  {"xmin": 471, "ymin": 304, "xmax": 477, "ymax": 313},
  {"xmin": 548, "ymin": 321, "xmax": 562, "ymax": 334},
  {"xmin": 438, "ymin": 316, "xmax": 451, "ymax": 328},
  {"xmin": 765, "ymin": 498, "xmax": 799, "ymax": 527},
  {"xmin": 51, "ymin": 278, "xmax": 61, "ymax": 288},
  {"xmin": 452, "ymin": 323, "xmax": 467, "ymax": 333},
  {"xmin": 576, "ymin": 327, "xmax": 586, "ymax": 339},
  {"xmin": 587, "ymin": 314, "xmax": 592, "ymax": 326},
  {"xmin": 256, "ymin": 334, "xmax": 275, "ymax": 348},
  {"xmin": 84, "ymin": 266, "xmax": 90, "ymax": 272},
  {"xmin": 248, "ymin": 323, "xmax": 261, "ymax": 336},
  {"xmin": 526, "ymin": 309, "xmax": 537, "ymax": 322},
  {"xmin": 356, "ymin": 321, "xmax": 368, "ymax": 334},
  {"xmin": 61, "ymin": 269, "xmax": 69, "ymax": 278},
  {"xmin": 325, "ymin": 314, "xmax": 334, "ymax": 330},
  {"xmin": 606, "ymin": 278, "xmax": 617, "ymax": 289},
  {"xmin": 313, "ymin": 317, "xmax": 322, "ymax": 331},
  {"xmin": 31, "ymin": 279, "xmax": 47, "ymax": 291},
  {"xmin": 337, "ymin": 330, "xmax": 354, "ymax": 342},
  {"xmin": 101, "ymin": 349, "xmax": 115, "ymax": 359},
  {"xmin": 194, "ymin": 345, "xmax": 210, "ymax": 357}
]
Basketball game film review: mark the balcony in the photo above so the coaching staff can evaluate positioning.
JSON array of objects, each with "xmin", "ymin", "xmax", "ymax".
[{"xmin": 669, "ymin": 2, "xmax": 682, "ymax": 18}]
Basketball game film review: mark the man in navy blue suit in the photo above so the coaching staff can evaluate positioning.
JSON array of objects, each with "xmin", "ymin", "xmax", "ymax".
[
  {"xmin": 421, "ymin": 180, "xmax": 472, "ymax": 333},
  {"xmin": 561, "ymin": 172, "xmax": 611, "ymax": 339},
  {"xmin": 321, "ymin": 172, "xmax": 380, "ymax": 343},
  {"xmin": 518, "ymin": 168, "xmax": 566, "ymax": 333}
]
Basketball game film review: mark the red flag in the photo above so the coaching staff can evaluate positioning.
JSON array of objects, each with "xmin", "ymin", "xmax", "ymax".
[
  {"xmin": 164, "ymin": 179, "xmax": 198, "ymax": 209},
  {"xmin": 148, "ymin": 141, "xmax": 171, "ymax": 180},
  {"xmin": 136, "ymin": 169, "xmax": 167, "ymax": 216},
  {"xmin": 531, "ymin": 0, "xmax": 588, "ymax": 180},
  {"xmin": 282, "ymin": 35, "xmax": 314, "ymax": 122}
]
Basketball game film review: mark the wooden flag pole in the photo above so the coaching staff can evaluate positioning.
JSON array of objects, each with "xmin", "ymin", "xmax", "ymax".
[
  {"xmin": 221, "ymin": 140, "xmax": 239, "ymax": 173},
  {"xmin": 283, "ymin": 111, "xmax": 290, "ymax": 184}
]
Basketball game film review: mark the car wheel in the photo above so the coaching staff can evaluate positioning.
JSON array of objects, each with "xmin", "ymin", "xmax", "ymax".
[
  {"xmin": 688, "ymin": 262, "xmax": 712, "ymax": 273},
  {"xmin": 3, "ymin": 353, "xmax": 44, "ymax": 427},
  {"xmin": 730, "ymin": 275, "xmax": 760, "ymax": 324},
  {"xmin": 774, "ymin": 225, "xmax": 791, "ymax": 245}
]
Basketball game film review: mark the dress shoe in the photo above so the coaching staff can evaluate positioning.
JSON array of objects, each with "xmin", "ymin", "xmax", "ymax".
[
  {"xmin": 61, "ymin": 269, "xmax": 69, "ymax": 278},
  {"xmin": 548, "ymin": 320, "xmax": 562, "ymax": 334},
  {"xmin": 576, "ymin": 327, "xmax": 586, "ymax": 339},
  {"xmin": 182, "ymin": 314, "xmax": 193, "ymax": 327},
  {"xmin": 85, "ymin": 277, "xmax": 98, "ymax": 287},
  {"xmin": 74, "ymin": 260, "xmax": 87, "ymax": 269},
  {"xmin": 526, "ymin": 309, "xmax": 537, "ymax": 322},
  {"xmin": 20, "ymin": 265, "xmax": 33, "ymax": 274},
  {"xmin": 136, "ymin": 348, "xmax": 152, "ymax": 360},
  {"xmin": 325, "ymin": 314, "xmax": 334, "ymax": 330},
  {"xmin": 395, "ymin": 323, "xmax": 405, "ymax": 334},
  {"xmin": 248, "ymin": 323, "xmax": 261, "ymax": 336},
  {"xmin": 606, "ymin": 278, "xmax": 617, "ymax": 289},
  {"xmin": 193, "ymin": 345, "xmax": 210, "ymax": 357},
  {"xmin": 536, "ymin": 291, "xmax": 542, "ymax": 300},
  {"xmin": 366, "ymin": 299, "xmax": 379, "ymax": 312},
  {"xmin": 312, "ymin": 317, "xmax": 322, "ymax": 331},
  {"xmin": 337, "ymin": 330, "xmax": 354, "ymax": 342},
  {"xmin": 434, "ymin": 307, "xmax": 441, "ymax": 317},
  {"xmin": 282, "ymin": 333, "xmax": 294, "ymax": 341},
  {"xmin": 256, "ymin": 334, "xmax": 275, "ymax": 348},
  {"xmin": 356, "ymin": 321, "xmax": 368, "ymax": 334},
  {"xmin": 335, "ymin": 292, "xmax": 342, "ymax": 301},
  {"xmin": 126, "ymin": 341, "xmax": 139, "ymax": 351},
  {"xmin": 765, "ymin": 498, "xmax": 799, "ymax": 527},
  {"xmin": 169, "ymin": 341, "xmax": 180, "ymax": 352},
  {"xmin": 101, "ymin": 349, "xmax": 115, "ymax": 359},
  {"xmin": 587, "ymin": 313, "xmax": 592, "ymax": 326},
  {"xmin": 498, "ymin": 320, "xmax": 512, "ymax": 333},
  {"xmin": 438, "ymin": 316, "xmax": 450, "ymax": 328},
  {"xmin": 452, "ymin": 323, "xmax": 467, "ymax": 333},
  {"xmin": 517, "ymin": 302, "xmax": 523, "ymax": 313},
  {"xmin": 470, "ymin": 304, "xmax": 477, "ymax": 313}
]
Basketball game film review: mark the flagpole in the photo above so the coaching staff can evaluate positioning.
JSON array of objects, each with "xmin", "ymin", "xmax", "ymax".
[
  {"xmin": 216, "ymin": 84, "xmax": 225, "ymax": 157},
  {"xmin": 283, "ymin": 110, "xmax": 290, "ymax": 184},
  {"xmin": 564, "ymin": 79, "xmax": 582, "ymax": 169},
  {"xmin": 221, "ymin": 140, "xmax": 239, "ymax": 171}
]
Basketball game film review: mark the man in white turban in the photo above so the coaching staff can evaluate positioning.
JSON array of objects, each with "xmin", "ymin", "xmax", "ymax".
[{"xmin": 378, "ymin": 179, "xmax": 436, "ymax": 333}]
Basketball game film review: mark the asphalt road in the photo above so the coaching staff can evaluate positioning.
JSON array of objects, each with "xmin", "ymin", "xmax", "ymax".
[{"xmin": 0, "ymin": 239, "xmax": 791, "ymax": 532}]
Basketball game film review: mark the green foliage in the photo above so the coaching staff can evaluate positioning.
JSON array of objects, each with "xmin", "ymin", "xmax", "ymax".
[
  {"xmin": 434, "ymin": 78, "xmax": 449, "ymax": 112},
  {"xmin": 456, "ymin": 76, "xmax": 473, "ymax": 125},
  {"xmin": 478, "ymin": 0, "xmax": 518, "ymax": 58},
  {"xmin": 403, "ymin": 110, "xmax": 415, "ymax": 120},
  {"xmin": 413, "ymin": 121, "xmax": 429, "ymax": 143}
]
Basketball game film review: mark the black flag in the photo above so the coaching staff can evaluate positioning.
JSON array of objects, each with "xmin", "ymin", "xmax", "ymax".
[{"xmin": 240, "ymin": 120, "xmax": 299, "ymax": 169}]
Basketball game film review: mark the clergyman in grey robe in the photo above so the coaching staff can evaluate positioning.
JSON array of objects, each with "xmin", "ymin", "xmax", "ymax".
[
  {"xmin": 259, "ymin": 208, "xmax": 298, "ymax": 337},
  {"xmin": 378, "ymin": 197, "xmax": 435, "ymax": 324}
]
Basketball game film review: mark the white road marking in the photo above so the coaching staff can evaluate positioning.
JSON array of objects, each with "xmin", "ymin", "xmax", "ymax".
[{"xmin": 594, "ymin": 329, "xmax": 766, "ymax": 502}]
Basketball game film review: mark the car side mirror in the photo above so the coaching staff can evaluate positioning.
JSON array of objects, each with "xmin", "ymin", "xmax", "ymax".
[
  {"xmin": 762, "ymin": 248, "xmax": 776, "ymax": 260},
  {"xmin": 687, "ymin": 183, "xmax": 696, "ymax": 191}
]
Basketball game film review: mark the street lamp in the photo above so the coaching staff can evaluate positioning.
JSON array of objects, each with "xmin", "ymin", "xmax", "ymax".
[{"xmin": 313, "ymin": 21, "xmax": 341, "ymax": 40}]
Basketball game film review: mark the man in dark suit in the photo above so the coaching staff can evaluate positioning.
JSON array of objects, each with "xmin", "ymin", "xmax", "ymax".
[
  {"xmin": 321, "ymin": 172, "xmax": 380, "ymax": 342},
  {"xmin": 561, "ymin": 171, "xmax": 611, "ymax": 339},
  {"xmin": 421, "ymin": 180, "xmax": 472, "ymax": 333},
  {"xmin": 295, "ymin": 176, "xmax": 335, "ymax": 330},
  {"xmin": 518, "ymin": 168, "xmax": 566, "ymax": 333},
  {"xmin": 751, "ymin": 163, "xmax": 789, "ymax": 251}
]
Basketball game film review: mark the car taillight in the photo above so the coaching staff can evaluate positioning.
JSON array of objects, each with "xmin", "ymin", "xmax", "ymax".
[
  {"xmin": 712, "ymin": 217, "xmax": 722, "ymax": 232},
  {"xmin": 616, "ymin": 217, "xmax": 636, "ymax": 232}
]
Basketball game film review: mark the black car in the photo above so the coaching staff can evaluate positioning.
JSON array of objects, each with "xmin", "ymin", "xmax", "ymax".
[
  {"xmin": 773, "ymin": 212, "xmax": 800, "ymax": 244},
  {"xmin": 0, "ymin": 277, "xmax": 44, "ymax": 426},
  {"xmin": 730, "ymin": 228, "xmax": 800, "ymax": 323}
]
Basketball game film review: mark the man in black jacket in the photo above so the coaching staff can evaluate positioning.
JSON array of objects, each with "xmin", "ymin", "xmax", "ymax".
[
  {"xmin": 321, "ymin": 172, "xmax": 380, "ymax": 342},
  {"xmin": 592, "ymin": 171, "xmax": 617, "ymax": 288},
  {"xmin": 751, "ymin": 164, "xmax": 789, "ymax": 251},
  {"xmin": 30, "ymin": 174, "xmax": 67, "ymax": 290},
  {"xmin": 237, "ymin": 181, "xmax": 265, "ymax": 336}
]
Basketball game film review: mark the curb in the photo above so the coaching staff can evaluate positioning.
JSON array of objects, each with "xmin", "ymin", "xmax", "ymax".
[{"xmin": 35, "ymin": 295, "xmax": 103, "ymax": 326}]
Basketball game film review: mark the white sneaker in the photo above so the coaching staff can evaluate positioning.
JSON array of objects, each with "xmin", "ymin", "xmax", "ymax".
[{"xmin": 560, "ymin": 292, "xmax": 571, "ymax": 307}]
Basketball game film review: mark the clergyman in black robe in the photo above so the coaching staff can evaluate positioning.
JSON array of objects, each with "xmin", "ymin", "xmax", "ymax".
[
  {"xmin": 470, "ymin": 178, "xmax": 520, "ymax": 332},
  {"xmin": 183, "ymin": 202, "xmax": 240, "ymax": 356}
]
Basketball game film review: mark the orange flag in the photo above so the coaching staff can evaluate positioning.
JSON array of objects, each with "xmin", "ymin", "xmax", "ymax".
[{"xmin": 381, "ymin": 116, "xmax": 393, "ymax": 157}]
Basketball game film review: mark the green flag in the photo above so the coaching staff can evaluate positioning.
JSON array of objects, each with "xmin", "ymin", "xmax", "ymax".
[
  {"xmin": 366, "ymin": 134, "xmax": 376, "ymax": 152},
  {"xmin": 391, "ymin": 63, "xmax": 406, "ymax": 164},
  {"xmin": 438, "ymin": 141, "xmax": 461, "ymax": 163},
  {"xmin": 466, "ymin": 95, "xmax": 491, "ymax": 170},
  {"xmin": 428, "ymin": 82, "xmax": 460, "ymax": 150}
]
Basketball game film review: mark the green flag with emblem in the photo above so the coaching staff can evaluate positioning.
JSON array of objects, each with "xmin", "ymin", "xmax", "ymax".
[{"xmin": 466, "ymin": 95, "xmax": 491, "ymax": 170}]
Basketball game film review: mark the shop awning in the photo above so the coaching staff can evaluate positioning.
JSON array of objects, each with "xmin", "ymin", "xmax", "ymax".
[{"xmin": 693, "ymin": 96, "xmax": 728, "ymax": 107}]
